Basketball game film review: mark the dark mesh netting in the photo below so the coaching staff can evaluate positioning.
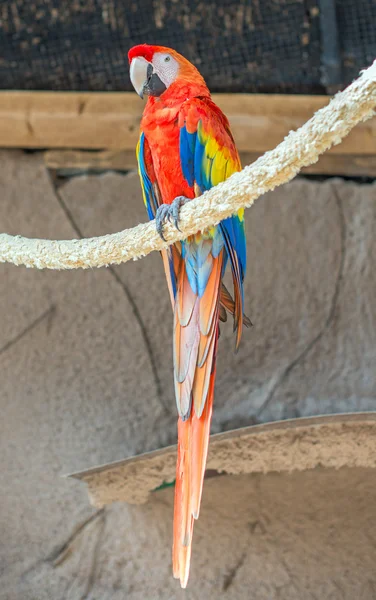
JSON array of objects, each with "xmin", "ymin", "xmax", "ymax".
[
  {"xmin": 336, "ymin": 0, "xmax": 376, "ymax": 83},
  {"xmin": 0, "ymin": 0, "xmax": 374, "ymax": 94}
]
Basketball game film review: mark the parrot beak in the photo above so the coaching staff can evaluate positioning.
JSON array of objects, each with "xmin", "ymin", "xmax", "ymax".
[
  {"xmin": 130, "ymin": 56, "xmax": 167, "ymax": 98},
  {"xmin": 130, "ymin": 57, "xmax": 149, "ymax": 99}
]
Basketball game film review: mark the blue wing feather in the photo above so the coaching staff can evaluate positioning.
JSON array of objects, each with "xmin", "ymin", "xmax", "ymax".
[
  {"xmin": 179, "ymin": 128, "xmax": 196, "ymax": 187},
  {"xmin": 137, "ymin": 132, "xmax": 158, "ymax": 220}
]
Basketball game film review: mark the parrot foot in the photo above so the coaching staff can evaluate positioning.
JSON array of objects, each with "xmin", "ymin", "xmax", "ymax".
[{"xmin": 155, "ymin": 196, "xmax": 189, "ymax": 241}]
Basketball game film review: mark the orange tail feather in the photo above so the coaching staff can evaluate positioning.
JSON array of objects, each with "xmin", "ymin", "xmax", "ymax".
[
  {"xmin": 191, "ymin": 366, "xmax": 216, "ymax": 519},
  {"xmin": 172, "ymin": 358, "xmax": 217, "ymax": 587},
  {"xmin": 173, "ymin": 417, "xmax": 194, "ymax": 588}
]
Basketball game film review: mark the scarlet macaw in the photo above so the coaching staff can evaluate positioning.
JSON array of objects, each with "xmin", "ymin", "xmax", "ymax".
[{"xmin": 128, "ymin": 44, "xmax": 250, "ymax": 587}]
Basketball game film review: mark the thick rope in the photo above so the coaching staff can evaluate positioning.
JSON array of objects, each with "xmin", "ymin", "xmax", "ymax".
[{"xmin": 1, "ymin": 61, "xmax": 376, "ymax": 270}]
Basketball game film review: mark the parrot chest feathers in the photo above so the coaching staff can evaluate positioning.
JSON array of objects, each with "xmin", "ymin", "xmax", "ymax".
[{"xmin": 142, "ymin": 106, "xmax": 195, "ymax": 205}]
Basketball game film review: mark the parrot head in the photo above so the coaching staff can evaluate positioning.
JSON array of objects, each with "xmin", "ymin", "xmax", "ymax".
[{"xmin": 128, "ymin": 44, "xmax": 207, "ymax": 99}]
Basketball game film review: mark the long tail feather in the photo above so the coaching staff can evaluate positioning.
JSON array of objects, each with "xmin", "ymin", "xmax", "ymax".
[
  {"xmin": 172, "ymin": 237, "xmax": 223, "ymax": 587},
  {"xmin": 191, "ymin": 364, "xmax": 216, "ymax": 518},
  {"xmin": 173, "ymin": 417, "xmax": 194, "ymax": 588},
  {"xmin": 172, "ymin": 364, "xmax": 217, "ymax": 587},
  {"xmin": 172, "ymin": 225, "xmax": 249, "ymax": 587}
]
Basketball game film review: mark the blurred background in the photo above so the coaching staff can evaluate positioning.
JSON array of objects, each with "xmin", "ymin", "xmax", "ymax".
[
  {"xmin": 1, "ymin": 0, "xmax": 376, "ymax": 94},
  {"xmin": 1, "ymin": 1, "xmax": 376, "ymax": 599}
]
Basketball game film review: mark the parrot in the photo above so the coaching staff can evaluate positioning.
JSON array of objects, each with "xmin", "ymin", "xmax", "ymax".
[{"xmin": 128, "ymin": 44, "xmax": 250, "ymax": 588}]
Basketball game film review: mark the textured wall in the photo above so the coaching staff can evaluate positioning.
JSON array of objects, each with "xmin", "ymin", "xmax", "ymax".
[{"xmin": 1, "ymin": 150, "xmax": 376, "ymax": 598}]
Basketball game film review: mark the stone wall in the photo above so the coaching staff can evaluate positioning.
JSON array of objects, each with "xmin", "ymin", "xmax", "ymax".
[{"xmin": 1, "ymin": 150, "xmax": 376, "ymax": 599}]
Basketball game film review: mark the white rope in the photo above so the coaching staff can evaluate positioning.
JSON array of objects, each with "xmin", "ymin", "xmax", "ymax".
[{"xmin": 1, "ymin": 61, "xmax": 376, "ymax": 270}]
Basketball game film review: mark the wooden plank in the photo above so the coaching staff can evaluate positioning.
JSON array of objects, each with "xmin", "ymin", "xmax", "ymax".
[
  {"xmin": 45, "ymin": 149, "xmax": 137, "ymax": 171},
  {"xmin": 1, "ymin": 91, "xmax": 376, "ymax": 155},
  {"xmin": 242, "ymin": 152, "xmax": 376, "ymax": 177},
  {"xmin": 298, "ymin": 154, "xmax": 376, "ymax": 177},
  {"xmin": 45, "ymin": 148, "xmax": 376, "ymax": 177},
  {"xmin": 0, "ymin": 92, "xmax": 141, "ymax": 150}
]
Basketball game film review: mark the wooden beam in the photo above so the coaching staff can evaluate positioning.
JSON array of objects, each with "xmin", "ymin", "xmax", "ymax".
[
  {"xmin": 45, "ymin": 148, "xmax": 376, "ymax": 177},
  {"xmin": 45, "ymin": 149, "xmax": 137, "ymax": 171},
  {"xmin": 1, "ymin": 91, "xmax": 376, "ymax": 155}
]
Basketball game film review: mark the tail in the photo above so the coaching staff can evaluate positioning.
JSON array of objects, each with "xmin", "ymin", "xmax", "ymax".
[
  {"xmin": 169, "ymin": 223, "xmax": 248, "ymax": 587},
  {"xmin": 171, "ymin": 231, "xmax": 223, "ymax": 588},
  {"xmin": 172, "ymin": 362, "xmax": 218, "ymax": 587}
]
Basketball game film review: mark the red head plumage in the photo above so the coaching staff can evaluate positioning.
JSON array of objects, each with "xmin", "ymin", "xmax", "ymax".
[
  {"xmin": 128, "ymin": 44, "xmax": 158, "ymax": 64},
  {"xmin": 128, "ymin": 44, "xmax": 208, "ymax": 101}
]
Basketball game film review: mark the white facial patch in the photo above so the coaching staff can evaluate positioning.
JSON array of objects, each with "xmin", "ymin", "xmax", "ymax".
[{"xmin": 152, "ymin": 52, "xmax": 179, "ymax": 89}]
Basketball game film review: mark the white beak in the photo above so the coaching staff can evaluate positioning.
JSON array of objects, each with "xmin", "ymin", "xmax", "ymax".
[{"xmin": 130, "ymin": 57, "xmax": 149, "ymax": 99}]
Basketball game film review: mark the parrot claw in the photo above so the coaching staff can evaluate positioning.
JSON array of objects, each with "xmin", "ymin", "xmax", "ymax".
[
  {"xmin": 155, "ymin": 196, "xmax": 190, "ymax": 241},
  {"xmin": 155, "ymin": 204, "xmax": 171, "ymax": 241},
  {"xmin": 170, "ymin": 196, "xmax": 189, "ymax": 231}
]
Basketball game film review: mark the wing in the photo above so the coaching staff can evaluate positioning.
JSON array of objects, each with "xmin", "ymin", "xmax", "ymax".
[
  {"xmin": 136, "ymin": 132, "xmax": 160, "ymax": 220},
  {"xmin": 136, "ymin": 131, "xmax": 181, "ymax": 306},
  {"xmin": 178, "ymin": 97, "xmax": 248, "ymax": 346}
]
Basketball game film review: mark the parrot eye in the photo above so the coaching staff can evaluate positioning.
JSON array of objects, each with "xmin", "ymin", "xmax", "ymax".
[{"xmin": 150, "ymin": 52, "xmax": 179, "ymax": 91}]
